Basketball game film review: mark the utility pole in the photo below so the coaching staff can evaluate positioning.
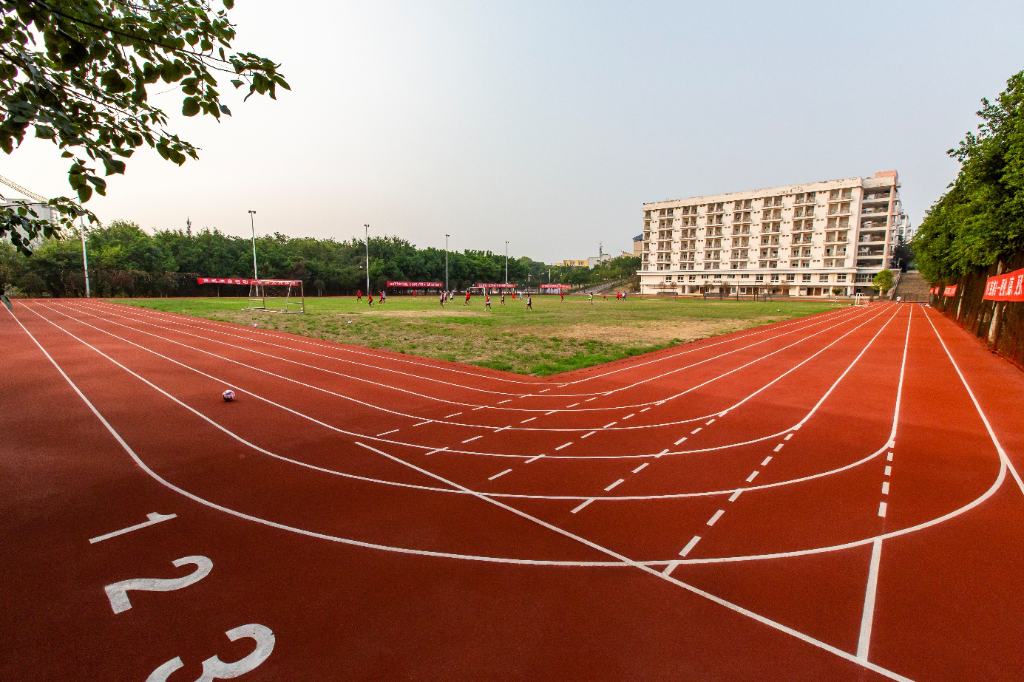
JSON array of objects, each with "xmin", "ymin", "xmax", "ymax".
[
  {"xmin": 505, "ymin": 240, "xmax": 509, "ymax": 284},
  {"xmin": 445, "ymin": 233, "xmax": 450, "ymax": 291},
  {"xmin": 80, "ymin": 217, "xmax": 90, "ymax": 298},
  {"xmin": 364, "ymin": 224, "xmax": 371, "ymax": 296},
  {"xmin": 248, "ymin": 210, "xmax": 258, "ymax": 281}
]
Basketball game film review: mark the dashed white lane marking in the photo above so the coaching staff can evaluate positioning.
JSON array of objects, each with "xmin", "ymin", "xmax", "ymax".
[
  {"xmin": 773, "ymin": 443, "xmax": 785, "ymax": 452},
  {"xmin": 424, "ymin": 447, "xmax": 448, "ymax": 455},
  {"xmin": 746, "ymin": 471, "xmax": 759, "ymax": 482},
  {"xmin": 674, "ymin": 436, "xmax": 688, "ymax": 446},
  {"xmin": 632, "ymin": 463, "xmax": 649, "ymax": 474},
  {"xmin": 680, "ymin": 535, "xmax": 701, "ymax": 557},
  {"xmin": 656, "ymin": 449, "xmax": 669, "ymax": 458},
  {"xmin": 581, "ymin": 431, "xmax": 596, "ymax": 439},
  {"xmin": 520, "ymin": 417, "xmax": 536, "ymax": 423},
  {"xmin": 603, "ymin": 421, "xmax": 617, "ymax": 428},
  {"xmin": 706, "ymin": 418, "xmax": 716, "ymax": 425},
  {"xmin": 89, "ymin": 512, "xmax": 177, "ymax": 544},
  {"xmin": 497, "ymin": 399, "xmax": 511, "ymax": 405},
  {"xmin": 584, "ymin": 397, "xmax": 597, "ymax": 402},
  {"xmin": 545, "ymin": 410, "xmax": 557, "ymax": 416},
  {"xmin": 472, "ymin": 406, "xmax": 486, "ymax": 411},
  {"xmin": 525, "ymin": 454, "xmax": 545, "ymax": 464},
  {"xmin": 761, "ymin": 456, "xmax": 772, "ymax": 466},
  {"xmin": 728, "ymin": 489, "xmax": 743, "ymax": 502},
  {"xmin": 640, "ymin": 407, "xmax": 650, "ymax": 412},
  {"xmin": 413, "ymin": 421, "xmax": 431, "ymax": 427},
  {"xmin": 886, "ymin": 452, "xmax": 893, "ymax": 462},
  {"xmin": 784, "ymin": 433, "xmax": 794, "ymax": 441},
  {"xmin": 622, "ymin": 413, "xmax": 635, "ymax": 420},
  {"xmin": 881, "ymin": 482, "xmax": 889, "ymax": 495},
  {"xmin": 444, "ymin": 412, "xmax": 462, "ymax": 418},
  {"xmin": 662, "ymin": 560, "xmax": 679, "ymax": 576},
  {"xmin": 691, "ymin": 427, "xmax": 702, "ymax": 434},
  {"xmin": 538, "ymin": 388, "xmax": 550, "ymax": 393},
  {"xmin": 878, "ymin": 502, "xmax": 887, "ymax": 517},
  {"xmin": 570, "ymin": 498, "xmax": 594, "ymax": 514},
  {"xmin": 707, "ymin": 510, "xmax": 725, "ymax": 526},
  {"xmin": 489, "ymin": 469, "xmax": 513, "ymax": 481},
  {"xmin": 567, "ymin": 402, "xmax": 580, "ymax": 408},
  {"xmin": 494, "ymin": 426, "xmax": 510, "ymax": 432},
  {"xmin": 791, "ymin": 425, "xmax": 801, "ymax": 431},
  {"xmin": 377, "ymin": 429, "xmax": 399, "ymax": 436},
  {"xmin": 554, "ymin": 442, "xmax": 573, "ymax": 451},
  {"xmin": 884, "ymin": 466, "xmax": 892, "ymax": 476},
  {"xmin": 605, "ymin": 479, "xmax": 625, "ymax": 492},
  {"xmin": 462, "ymin": 435, "xmax": 482, "ymax": 444}
]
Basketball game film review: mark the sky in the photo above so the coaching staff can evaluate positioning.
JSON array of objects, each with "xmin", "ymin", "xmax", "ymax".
[{"xmin": 8, "ymin": 0, "xmax": 1024, "ymax": 264}]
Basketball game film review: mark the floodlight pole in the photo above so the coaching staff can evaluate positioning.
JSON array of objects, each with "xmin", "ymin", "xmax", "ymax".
[
  {"xmin": 248, "ymin": 210, "xmax": 258, "ymax": 281},
  {"xmin": 80, "ymin": 217, "xmax": 90, "ymax": 298},
  {"xmin": 445, "ymin": 233, "xmax": 450, "ymax": 291},
  {"xmin": 504, "ymin": 240, "xmax": 509, "ymax": 284},
  {"xmin": 364, "ymin": 224, "xmax": 371, "ymax": 295}
]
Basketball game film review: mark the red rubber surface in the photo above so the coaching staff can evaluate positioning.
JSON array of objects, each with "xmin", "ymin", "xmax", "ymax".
[{"xmin": 2, "ymin": 299, "xmax": 1023, "ymax": 681}]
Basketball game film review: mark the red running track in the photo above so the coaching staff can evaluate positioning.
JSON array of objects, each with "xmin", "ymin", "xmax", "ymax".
[{"xmin": 2, "ymin": 299, "xmax": 1023, "ymax": 680}]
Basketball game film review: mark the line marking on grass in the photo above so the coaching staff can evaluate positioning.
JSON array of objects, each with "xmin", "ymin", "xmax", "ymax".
[
  {"xmin": 554, "ymin": 442, "xmax": 573, "ymax": 451},
  {"xmin": 691, "ymin": 427, "xmax": 702, "ymax": 434},
  {"xmin": 774, "ymin": 443, "xmax": 784, "ymax": 452},
  {"xmin": 377, "ymin": 429, "xmax": 399, "ymax": 436},
  {"xmin": 525, "ymin": 454, "xmax": 544, "ymax": 464},
  {"xmin": 520, "ymin": 417, "xmax": 536, "ymax": 423},
  {"xmin": 881, "ymin": 482, "xmax": 889, "ymax": 495},
  {"xmin": 413, "ymin": 421, "xmax": 431, "ymax": 427},
  {"xmin": 707, "ymin": 510, "xmax": 725, "ymax": 526},
  {"xmin": 680, "ymin": 536, "xmax": 701, "ymax": 557},
  {"xmin": 462, "ymin": 435, "xmax": 482, "ymax": 444},
  {"xmin": 605, "ymin": 479, "xmax": 624, "ymax": 491},
  {"xmin": 444, "ymin": 412, "xmax": 462, "ymax": 418},
  {"xmin": 632, "ymin": 463, "xmax": 649, "ymax": 474},
  {"xmin": 602, "ymin": 421, "xmax": 617, "ymax": 428},
  {"xmin": 761, "ymin": 456, "xmax": 772, "ymax": 466},
  {"xmin": 571, "ymin": 499, "xmax": 594, "ymax": 514},
  {"xmin": 489, "ymin": 469, "xmax": 513, "ymax": 481},
  {"xmin": 746, "ymin": 470, "xmax": 759, "ymax": 482},
  {"xmin": 674, "ymin": 436, "xmax": 688, "ymax": 445},
  {"xmin": 581, "ymin": 431, "xmax": 596, "ymax": 439},
  {"xmin": 878, "ymin": 501, "xmax": 887, "ymax": 517},
  {"xmin": 728, "ymin": 489, "xmax": 743, "ymax": 502},
  {"xmin": 884, "ymin": 466, "xmax": 892, "ymax": 476}
]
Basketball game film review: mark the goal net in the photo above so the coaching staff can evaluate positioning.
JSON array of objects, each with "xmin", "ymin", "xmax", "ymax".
[{"xmin": 246, "ymin": 279, "xmax": 305, "ymax": 314}]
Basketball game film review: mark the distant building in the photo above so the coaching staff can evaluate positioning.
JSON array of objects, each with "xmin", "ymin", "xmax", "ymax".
[
  {"xmin": 632, "ymin": 234, "xmax": 643, "ymax": 257},
  {"xmin": 638, "ymin": 171, "xmax": 908, "ymax": 297}
]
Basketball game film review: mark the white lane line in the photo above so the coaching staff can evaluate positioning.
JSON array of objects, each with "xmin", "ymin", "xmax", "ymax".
[
  {"xmin": 622, "ymin": 413, "xmax": 636, "ymax": 420},
  {"xmin": 424, "ymin": 447, "xmax": 448, "ymax": 455},
  {"xmin": 706, "ymin": 418, "xmax": 716, "ymax": 425},
  {"xmin": 878, "ymin": 502, "xmax": 887, "ymax": 517},
  {"xmin": 887, "ymin": 452, "xmax": 893, "ymax": 462},
  {"xmin": 554, "ymin": 442, "xmax": 573, "ymax": 451},
  {"xmin": 632, "ymin": 463, "xmax": 649, "ymax": 474},
  {"xmin": 520, "ymin": 417, "xmax": 536, "ymax": 424},
  {"xmin": 791, "ymin": 425, "xmax": 801, "ymax": 431},
  {"xmin": 691, "ymin": 427, "xmax": 702, "ymax": 434},
  {"xmin": 662, "ymin": 561, "xmax": 679, "ymax": 576},
  {"xmin": 571, "ymin": 498, "xmax": 594, "ymax": 514},
  {"xmin": 856, "ymin": 538, "xmax": 884, "ymax": 660},
  {"xmin": 581, "ymin": 431, "xmax": 597, "ymax": 439},
  {"xmin": 462, "ymin": 435, "xmax": 482, "ymax": 444},
  {"xmin": 605, "ymin": 479, "xmax": 625, "ymax": 492},
  {"xmin": 498, "ymin": 399, "xmax": 511, "ymax": 404},
  {"xmin": 656, "ymin": 449, "xmax": 669, "ymax": 458},
  {"xmin": 567, "ymin": 402, "xmax": 580, "ymax": 408},
  {"xmin": 881, "ymin": 481, "xmax": 889, "ymax": 495},
  {"xmin": 413, "ymin": 421, "xmax": 432, "ymax": 427},
  {"xmin": 761, "ymin": 456, "xmax": 772, "ymax": 466},
  {"xmin": 377, "ymin": 429, "xmax": 399, "ymax": 436},
  {"xmin": 444, "ymin": 412, "xmax": 462, "ymax": 418},
  {"xmin": 728, "ymin": 489, "xmax": 743, "ymax": 502},
  {"xmin": 545, "ymin": 410, "xmax": 557, "ymax": 416},
  {"xmin": 884, "ymin": 466, "xmax": 892, "ymax": 476},
  {"xmin": 89, "ymin": 512, "xmax": 177, "ymax": 544},
  {"xmin": 525, "ymin": 454, "xmax": 545, "ymax": 464},
  {"xmin": 494, "ymin": 426, "xmax": 510, "ymax": 432},
  {"xmin": 784, "ymin": 433, "xmax": 794, "ymax": 441},
  {"xmin": 603, "ymin": 421, "xmax": 617, "ymax": 428},
  {"xmin": 707, "ymin": 510, "xmax": 725, "ymax": 526},
  {"xmin": 773, "ymin": 443, "xmax": 784, "ymax": 453},
  {"xmin": 489, "ymin": 469, "xmax": 513, "ymax": 481},
  {"xmin": 640, "ymin": 407, "xmax": 650, "ymax": 412},
  {"xmin": 680, "ymin": 535, "xmax": 701, "ymax": 557},
  {"xmin": 674, "ymin": 436, "xmax": 688, "ymax": 446},
  {"xmin": 472, "ymin": 406, "xmax": 486, "ymax": 411},
  {"xmin": 746, "ymin": 471, "xmax": 759, "ymax": 482}
]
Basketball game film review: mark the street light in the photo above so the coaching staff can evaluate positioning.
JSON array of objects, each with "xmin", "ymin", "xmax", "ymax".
[
  {"xmin": 445, "ymin": 233, "xmax": 450, "ymax": 291},
  {"xmin": 248, "ymin": 210, "xmax": 258, "ymax": 281},
  {"xmin": 504, "ymin": 240, "xmax": 509, "ymax": 284},
  {"xmin": 364, "ymin": 224, "xmax": 370, "ymax": 296}
]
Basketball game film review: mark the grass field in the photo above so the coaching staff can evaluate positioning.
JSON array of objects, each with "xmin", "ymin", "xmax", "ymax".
[{"xmin": 118, "ymin": 295, "xmax": 849, "ymax": 376}]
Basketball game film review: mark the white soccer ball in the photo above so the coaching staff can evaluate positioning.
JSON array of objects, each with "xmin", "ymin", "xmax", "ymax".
[{"xmin": 222, "ymin": 389, "xmax": 235, "ymax": 402}]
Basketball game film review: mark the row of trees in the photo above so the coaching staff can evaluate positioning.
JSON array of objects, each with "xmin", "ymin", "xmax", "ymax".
[
  {"xmin": 912, "ymin": 70, "xmax": 1024, "ymax": 281},
  {"xmin": 0, "ymin": 220, "xmax": 641, "ymax": 298}
]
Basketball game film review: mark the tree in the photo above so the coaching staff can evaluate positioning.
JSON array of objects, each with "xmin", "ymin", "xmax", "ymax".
[
  {"xmin": 871, "ymin": 269, "xmax": 894, "ymax": 296},
  {"xmin": 0, "ymin": 0, "xmax": 289, "ymax": 253}
]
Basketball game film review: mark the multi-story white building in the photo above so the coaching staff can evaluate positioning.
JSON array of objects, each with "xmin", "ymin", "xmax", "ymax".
[{"xmin": 638, "ymin": 171, "xmax": 908, "ymax": 297}]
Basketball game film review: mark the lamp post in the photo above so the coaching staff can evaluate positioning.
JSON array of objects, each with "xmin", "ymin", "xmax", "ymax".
[
  {"xmin": 80, "ymin": 216, "xmax": 90, "ymax": 298},
  {"xmin": 504, "ymin": 240, "xmax": 509, "ymax": 284},
  {"xmin": 248, "ymin": 210, "xmax": 258, "ymax": 281},
  {"xmin": 445, "ymin": 233, "xmax": 450, "ymax": 291},
  {"xmin": 364, "ymin": 224, "xmax": 371, "ymax": 296}
]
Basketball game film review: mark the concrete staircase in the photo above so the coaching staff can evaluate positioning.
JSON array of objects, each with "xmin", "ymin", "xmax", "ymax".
[{"xmin": 893, "ymin": 271, "xmax": 931, "ymax": 302}]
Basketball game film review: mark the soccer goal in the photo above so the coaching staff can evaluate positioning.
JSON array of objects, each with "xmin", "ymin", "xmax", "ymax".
[
  {"xmin": 246, "ymin": 279, "xmax": 305, "ymax": 314},
  {"xmin": 853, "ymin": 293, "xmax": 865, "ymax": 306}
]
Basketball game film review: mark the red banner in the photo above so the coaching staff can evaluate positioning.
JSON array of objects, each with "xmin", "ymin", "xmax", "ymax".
[
  {"xmin": 983, "ymin": 267, "xmax": 1024, "ymax": 302},
  {"xmin": 930, "ymin": 285, "xmax": 941, "ymax": 295},
  {"xmin": 540, "ymin": 284, "xmax": 572, "ymax": 290},
  {"xmin": 386, "ymin": 281, "xmax": 443, "ymax": 288},
  {"xmin": 943, "ymin": 284, "xmax": 958, "ymax": 297},
  {"xmin": 197, "ymin": 277, "xmax": 300, "ymax": 286},
  {"xmin": 473, "ymin": 283, "xmax": 517, "ymax": 290}
]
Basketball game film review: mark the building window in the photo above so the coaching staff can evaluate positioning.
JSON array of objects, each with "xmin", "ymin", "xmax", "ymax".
[
  {"xmin": 836, "ymin": 274, "xmax": 847, "ymax": 282},
  {"xmin": 819, "ymin": 274, "xmax": 829, "ymax": 283},
  {"xmin": 665, "ymin": 275, "xmax": 673, "ymax": 281},
  {"xmin": 802, "ymin": 274, "xmax": 812, "ymax": 282},
  {"xmin": 786, "ymin": 274, "xmax": 796, "ymax": 282}
]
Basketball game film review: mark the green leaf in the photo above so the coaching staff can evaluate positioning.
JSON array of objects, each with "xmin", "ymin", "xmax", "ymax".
[{"xmin": 182, "ymin": 98, "xmax": 200, "ymax": 117}]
